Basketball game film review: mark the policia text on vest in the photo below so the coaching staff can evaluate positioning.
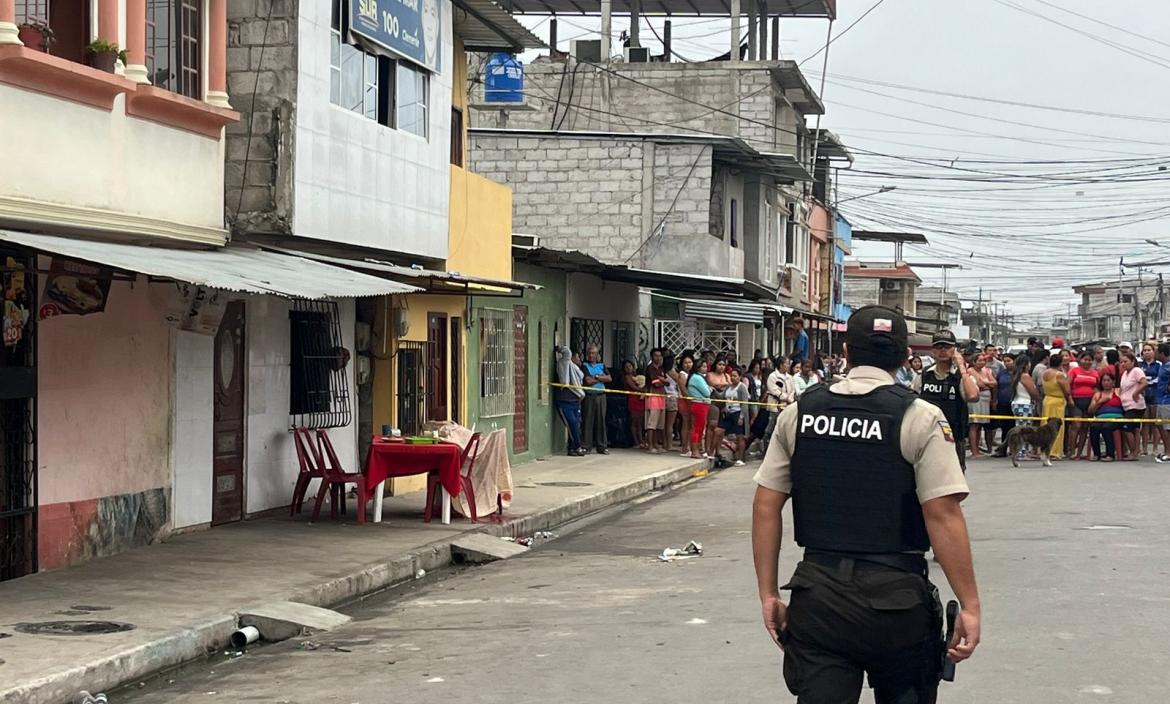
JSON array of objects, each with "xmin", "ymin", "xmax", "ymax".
[{"xmin": 752, "ymin": 307, "xmax": 980, "ymax": 704}]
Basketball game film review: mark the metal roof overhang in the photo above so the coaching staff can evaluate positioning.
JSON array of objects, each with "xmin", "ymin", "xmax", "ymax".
[
  {"xmin": 515, "ymin": 246, "xmax": 776, "ymax": 299},
  {"xmin": 453, "ymin": 0, "xmax": 546, "ymax": 51},
  {"xmin": 0, "ymin": 230, "xmax": 420, "ymax": 299},
  {"xmin": 500, "ymin": 0, "xmax": 834, "ymax": 17},
  {"xmin": 682, "ymin": 298, "xmax": 769, "ymax": 324},
  {"xmin": 813, "ymin": 128, "xmax": 853, "ymax": 161},
  {"xmin": 259, "ymin": 245, "xmax": 538, "ymax": 296},
  {"xmin": 852, "ymin": 230, "xmax": 930, "ymax": 245}
]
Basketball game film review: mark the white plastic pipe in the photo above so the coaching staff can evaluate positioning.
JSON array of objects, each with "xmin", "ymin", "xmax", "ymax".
[{"xmin": 230, "ymin": 625, "xmax": 260, "ymax": 649}]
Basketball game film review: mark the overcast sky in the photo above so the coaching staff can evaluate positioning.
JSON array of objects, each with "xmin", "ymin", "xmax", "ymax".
[{"xmin": 517, "ymin": 0, "xmax": 1170, "ymax": 329}]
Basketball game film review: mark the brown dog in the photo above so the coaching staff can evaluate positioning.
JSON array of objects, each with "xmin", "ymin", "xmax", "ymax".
[{"xmin": 997, "ymin": 418, "xmax": 1063, "ymax": 467}]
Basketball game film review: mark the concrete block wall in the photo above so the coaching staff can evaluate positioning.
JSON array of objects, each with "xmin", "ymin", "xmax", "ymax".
[
  {"xmin": 471, "ymin": 59, "xmax": 787, "ymax": 153},
  {"xmin": 470, "ymin": 134, "xmax": 648, "ymax": 264},
  {"xmin": 225, "ymin": 0, "xmax": 299, "ymax": 236},
  {"xmin": 843, "ymin": 278, "xmax": 881, "ymax": 310},
  {"xmin": 639, "ymin": 142, "xmax": 721, "ymax": 275}
]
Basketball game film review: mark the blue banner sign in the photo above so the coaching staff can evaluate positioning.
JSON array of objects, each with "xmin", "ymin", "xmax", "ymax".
[{"xmin": 350, "ymin": 0, "xmax": 442, "ymax": 73}]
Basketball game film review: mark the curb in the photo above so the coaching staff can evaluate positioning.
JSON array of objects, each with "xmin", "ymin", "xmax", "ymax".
[{"xmin": 1, "ymin": 459, "xmax": 708, "ymax": 704}]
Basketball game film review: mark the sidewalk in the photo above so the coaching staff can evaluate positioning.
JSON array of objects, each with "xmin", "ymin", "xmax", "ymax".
[{"xmin": 0, "ymin": 450, "xmax": 708, "ymax": 704}]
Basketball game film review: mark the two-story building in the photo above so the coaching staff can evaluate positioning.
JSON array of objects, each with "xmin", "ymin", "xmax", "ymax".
[
  {"xmin": 0, "ymin": 0, "xmax": 431, "ymax": 578},
  {"xmin": 843, "ymin": 262, "xmax": 923, "ymax": 334}
]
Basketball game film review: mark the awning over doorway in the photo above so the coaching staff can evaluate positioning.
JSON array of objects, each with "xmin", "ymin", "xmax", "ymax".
[
  {"xmin": 681, "ymin": 298, "xmax": 773, "ymax": 324},
  {"xmin": 0, "ymin": 230, "xmax": 420, "ymax": 299},
  {"xmin": 258, "ymin": 245, "xmax": 538, "ymax": 296}
]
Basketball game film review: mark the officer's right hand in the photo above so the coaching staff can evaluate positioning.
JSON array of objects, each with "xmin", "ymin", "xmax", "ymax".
[
  {"xmin": 761, "ymin": 594, "xmax": 788, "ymax": 649},
  {"xmin": 948, "ymin": 608, "xmax": 981, "ymax": 663}
]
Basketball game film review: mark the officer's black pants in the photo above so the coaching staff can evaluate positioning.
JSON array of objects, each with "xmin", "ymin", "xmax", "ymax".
[{"xmin": 780, "ymin": 559, "xmax": 940, "ymax": 704}]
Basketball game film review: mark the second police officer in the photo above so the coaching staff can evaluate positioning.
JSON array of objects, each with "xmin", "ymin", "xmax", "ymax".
[{"xmin": 752, "ymin": 306, "xmax": 981, "ymax": 703}]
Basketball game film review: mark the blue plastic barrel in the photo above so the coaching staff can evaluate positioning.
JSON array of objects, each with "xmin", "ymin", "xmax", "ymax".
[{"xmin": 484, "ymin": 53, "xmax": 524, "ymax": 103}]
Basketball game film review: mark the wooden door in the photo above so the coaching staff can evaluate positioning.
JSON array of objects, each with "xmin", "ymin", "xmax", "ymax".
[
  {"xmin": 426, "ymin": 313, "xmax": 448, "ymax": 421},
  {"xmin": 513, "ymin": 306, "xmax": 528, "ymax": 453},
  {"xmin": 450, "ymin": 317, "xmax": 462, "ymax": 424},
  {"xmin": 212, "ymin": 301, "xmax": 245, "ymax": 526}
]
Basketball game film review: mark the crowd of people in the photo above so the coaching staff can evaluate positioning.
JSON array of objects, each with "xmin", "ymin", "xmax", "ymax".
[
  {"xmin": 553, "ymin": 334, "xmax": 846, "ymax": 464},
  {"xmin": 902, "ymin": 335, "xmax": 1170, "ymax": 463}
]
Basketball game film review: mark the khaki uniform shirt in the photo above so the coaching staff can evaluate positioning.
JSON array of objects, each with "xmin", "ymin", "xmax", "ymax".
[{"xmin": 754, "ymin": 366, "xmax": 970, "ymax": 503}]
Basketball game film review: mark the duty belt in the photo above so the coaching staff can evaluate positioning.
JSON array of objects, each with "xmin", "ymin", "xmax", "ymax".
[{"xmin": 803, "ymin": 550, "xmax": 928, "ymax": 577}]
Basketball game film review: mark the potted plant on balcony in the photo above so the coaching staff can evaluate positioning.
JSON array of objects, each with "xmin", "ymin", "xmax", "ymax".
[
  {"xmin": 17, "ymin": 18, "xmax": 54, "ymax": 53},
  {"xmin": 85, "ymin": 39, "xmax": 121, "ymax": 73}
]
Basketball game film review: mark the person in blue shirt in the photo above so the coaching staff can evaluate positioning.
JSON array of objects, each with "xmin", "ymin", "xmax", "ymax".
[
  {"xmin": 580, "ymin": 345, "xmax": 611, "ymax": 455},
  {"xmin": 1155, "ymin": 343, "xmax": 1170, "ymax": 463},
  {"xmin": 787, "ymin": 318, "xmax": 810, "ymax": 366},
  {"xmin": 1139, "ymin": 342, "xmax": 1163, "ymax": 457}
]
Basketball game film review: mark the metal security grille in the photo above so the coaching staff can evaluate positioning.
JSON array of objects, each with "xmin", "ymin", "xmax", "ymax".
[
  {"xmin": 612, "ymin": 321, "xmax": 633, "ymax": 366},
  {"xmin": 289, "ymin": 300, "xmax": 352, "ymax": 430},
  {"xmin": 570, "ymin": 317, "xmax": 603, "ymax": 358},
  {"xmin": 395, "ymin": 341, "xmax": 430, "ymax": 436},
  {"xmin": 146, "ymin": 0, "xmax": 203, "ymax": 99},
  {"xmin": 699, "ymin": 326, "xmax": 739, "ymax": 353},
  {"xmin": 14, "ymin": 0, "xmax": 49, "ymax": 23},
  {"xmin": 479, "ymin": 309, "xmax": 513, "ymax": 418},
  {"xmin": 655, "ymin": 320, "xmax": 699, "ymax": 353},
  {"xmin": 1, "ymin": 250, "xmax": 36, "ymax": 582}
]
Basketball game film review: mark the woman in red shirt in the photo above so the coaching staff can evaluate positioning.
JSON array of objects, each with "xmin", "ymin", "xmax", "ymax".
[{"xmin": 1068, "ymin": 350, "xmax": 1100, "ymax": 460}]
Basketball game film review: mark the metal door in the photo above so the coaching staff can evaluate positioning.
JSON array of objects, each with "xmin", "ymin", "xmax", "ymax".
[
  {"xmin": 212, "ymin": 301, "xmax": 245, "ymax": 526},
  {"xmin": 426, "ymin": 313, "xmax": 448, "ymax": 421},
  {"xmin": 513, "ymin": 306, "xmax": 528, "ymax": 453},
  {"xmin": 0, "ymin": 251, "xmax": 36, "ymax": 581}
]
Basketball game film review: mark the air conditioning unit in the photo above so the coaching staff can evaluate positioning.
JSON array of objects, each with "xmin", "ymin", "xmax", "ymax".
[
  {"xmin": 512, "ymin": 233, "xmax": 541, "ymax": 249},
  {"xmin": 881, "ymin": 280, "xmax": 899, "ymax": 291},
  {"xmin": 623, "ymin": 46, "xmax": 651, "ymax": 63},
  {"xmin": 570, "ymin": 39, "xmax": 602, "ymax": 63}
]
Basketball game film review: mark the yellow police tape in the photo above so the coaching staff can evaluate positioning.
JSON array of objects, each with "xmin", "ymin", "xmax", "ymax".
[
  {"xmin": 969, "ymin": 414, "xmax": 1167, "ymax": 425},
  {"xmin": 547, "ymin": 382, "xmax": 788, "ymax": 409},
  {"xmin": 547, "ymin": 383, "xmax": 1170, "ymax": 423}
]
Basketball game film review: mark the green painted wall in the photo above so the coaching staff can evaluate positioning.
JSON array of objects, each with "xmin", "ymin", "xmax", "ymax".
[{"xmin": 467, "ymin": 263, "xmax": 567, "ymax": 465}]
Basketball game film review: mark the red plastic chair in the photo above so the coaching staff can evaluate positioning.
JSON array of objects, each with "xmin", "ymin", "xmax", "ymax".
[
  {"xmin": 290, "ymin": 427, "xmax": 327, "ymax": 516},
  {"xmin": 426, "ymin": 433, "xmax": 481, "ymax": 523},
  {"xmin": 311, "ymin": 429, "xmax": 370, "ymax": 525}
]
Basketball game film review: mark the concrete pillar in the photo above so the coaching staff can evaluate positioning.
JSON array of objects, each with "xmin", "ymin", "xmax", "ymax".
[
  {"xmin": 124, "ymin": 0, "xmax": 150, "ymax": 83},
  {"xmin": 730, "ymin": 0, "xmax": 741, "ymax": 62},
  {"xmin": 758, "ymin": 1, "xmax": 767, "ymax": 61},
  {"xmin": 206, "ymin": 0, "xmax": 231, "ymax": 107},
  {"xmin": 0, "ymin": 0, "xmax": 20, "ymax": 46},
  {"xmin": 771, "ymin": 15, "xmax": 779, "ymax": 59},
  {"xmin": 549, "ymin": 17, "xmax": 557, "ymax": 55},
  {"xmin": 629, "ymin": 0, "xmax": 641, "ymax": 48},
  {"xmin": 746, "ymin": 0, "xmax": 756, "ymax": 60},
  {"xmin": 600, "ymin": 0, "xmax": 612, "ymax": 59},
  {"xmin": 663, "ymin": 19, "xmax": 671, "ymax": 60}
]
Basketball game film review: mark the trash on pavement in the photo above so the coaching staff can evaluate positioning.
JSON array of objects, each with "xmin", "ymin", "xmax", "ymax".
[
  {"xmin": 534, "ymin": 530, "xmax": 557, "ymax": 540},
  {"xmin": 415, "ymin": 568, "xmax": 427, "ymax": 579},
  {"xmin": 300, "ymin": 641, "xmax": 320, "ymax": 651},
  {"xmin": 658, "ymin": 540, "xmax": 703, "ymax": 562},
  {"xmin": 77, "ymin": 693, "xmax": 108, "ymax": 704}
]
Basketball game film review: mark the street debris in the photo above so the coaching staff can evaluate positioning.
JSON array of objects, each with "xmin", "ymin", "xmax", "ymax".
[
  {"xmin": 415, "ymin": 568, "xmax": 427, "ymax": 579},
  {"xmin": 685, "ymin": 618, "xmax": 708, "ymax": 625},
  {"xmin": 658, "ymin": 540, "xmax": 703, "ymax": 562},
  {"xmin": 503, "ymin": 530, "xmax": 558, "ymax": 548},
  {"xmin": 299, "ymin": 640, "xmax": 352, "ymax": 653},
  {"xmin": 426, "ymin": 677, "xmax": 446, "ymax": 683},
  {"xmin": 224, "ymin": 650, "xmax": 244, "ymax": 658},
  {"xmin": 77, "ymin": 693, "xmax": 107, "ymax": 704}
]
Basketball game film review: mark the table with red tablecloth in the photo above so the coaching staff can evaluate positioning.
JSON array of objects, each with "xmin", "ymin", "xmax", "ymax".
[{"xmin": 365, "ymin": 441, "xmax": 463, "ymax": 523}]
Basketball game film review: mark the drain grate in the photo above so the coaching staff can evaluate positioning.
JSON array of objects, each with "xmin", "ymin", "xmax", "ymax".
[
  {"xmin": 14, "ymin": 621, "xmax": 135, "ymax": 636},
  {"xmin": 536, "ymin": 481, "xmax": 592, "ymax": 488}
]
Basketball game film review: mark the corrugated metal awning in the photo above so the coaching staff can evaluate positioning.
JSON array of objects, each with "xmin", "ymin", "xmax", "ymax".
[
  {"xmin": 682, "ymin": 298, "xmax": 771, "ymax": 324},
  {"xmin": 453, "ymin": 0, "xmax": 545, "ymax": 51},
  {"xmin": 259, "ymin": 244, "xmax": 539, "ymax": 295},
  {"xmin": 0, "ymin": 230, "xmax": 420, "ymax": 299}
]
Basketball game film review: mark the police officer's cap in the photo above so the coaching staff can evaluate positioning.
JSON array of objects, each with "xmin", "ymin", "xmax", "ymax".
[
  {"xmin": 931, "ymin": 330, "xmax": 958, "ymax": 347},
  {"xmin": 845, "ymin": 306, "xmax": 908, "ymax": 356}
]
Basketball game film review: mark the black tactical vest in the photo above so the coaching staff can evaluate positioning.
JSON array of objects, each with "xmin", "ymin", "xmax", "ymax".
[
  {"xmin": 790, "ymin": 383, "xmax": 930, "ymax": 554},
  {"xmin": 918, "ymin": 368, "xmax": 968, "ymax": 437}
]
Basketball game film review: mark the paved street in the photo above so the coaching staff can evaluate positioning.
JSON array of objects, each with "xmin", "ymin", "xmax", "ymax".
[{"xmin": 115, "ymin": 456, "xmax": 1170, "ymax": 704}]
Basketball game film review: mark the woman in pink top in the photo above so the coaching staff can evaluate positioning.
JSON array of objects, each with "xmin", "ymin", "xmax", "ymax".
[{"xmin": 1119, "ymin": 352, "xmax": 1149, "ymax": 460}]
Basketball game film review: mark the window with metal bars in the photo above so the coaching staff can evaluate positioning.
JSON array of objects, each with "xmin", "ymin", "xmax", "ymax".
[
  {"xmin": 479, "ymin": 309, "xmax": 513, "ymax": 418},
  {"xmin": 612, "ymin": 321, "xmax": 632, "ymax": 369},
  {"xmin": 146, "ymin": 0, "xmax": 203, "ymax": 100},
  {"xmin": 570, "ymin": 317, "xmax": 603, "ymax": 360},
  {"xmin": 289, "ymin": 301, "xmax": 352, "ymax": 429}
]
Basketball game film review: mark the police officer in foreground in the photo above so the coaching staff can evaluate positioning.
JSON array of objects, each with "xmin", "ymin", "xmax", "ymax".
[
  {"xmin": 752, "ymin": 306, "xmax": 980, "ymax": 703},
  {"xmin": 914, "ymin": 330, "xmax": 980, "ymax": 472}
]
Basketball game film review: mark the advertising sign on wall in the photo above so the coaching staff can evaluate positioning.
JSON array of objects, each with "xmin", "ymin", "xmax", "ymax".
[
  {"xmin": 350, "ymin": 0, "xmax": 442, "ymax": 73},
  {"xmin": 164, "ymin": 283, "xmax": 227, "ymax": 336},
  {"xmin": 38, "ymin": 258, "xmax": 111, "ymax": 320}
]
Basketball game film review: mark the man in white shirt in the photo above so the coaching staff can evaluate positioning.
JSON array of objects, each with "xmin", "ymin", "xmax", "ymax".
[{"xmin": 764, "ymin": 357, "xmax": 796, "ymax": 441}]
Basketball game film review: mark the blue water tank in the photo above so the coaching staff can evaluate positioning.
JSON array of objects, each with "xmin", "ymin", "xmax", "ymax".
[{"xmin": 484, "ymin": 53, "xmax": 524, "ymax": 103}]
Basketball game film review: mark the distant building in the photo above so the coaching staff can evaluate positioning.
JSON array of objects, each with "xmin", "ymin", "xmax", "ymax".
[
  {"xmin": 843, "ymin": 263, "xmax": 922, "ymax": 334},
  {"xmin": 1073, "ymin": 278, "xmax": 1167, "ymax": 344}
]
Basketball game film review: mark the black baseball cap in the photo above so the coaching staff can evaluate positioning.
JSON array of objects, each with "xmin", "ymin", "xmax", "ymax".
[
  {"xmin": 845, "ymin": 305, "xmax": 908, "ymax": 356},
  {"xmin": 931, "ymin": 330, "xmax": 958, "ymax": 347}
]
